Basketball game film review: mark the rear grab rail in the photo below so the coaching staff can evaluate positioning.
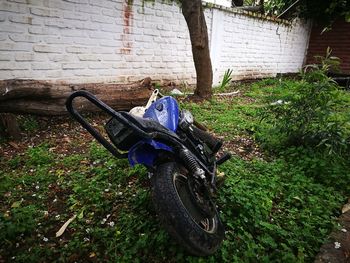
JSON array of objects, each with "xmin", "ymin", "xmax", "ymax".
[{"xmin": 66, "ymin": 90, "xmax": 153, "ymax": 159}]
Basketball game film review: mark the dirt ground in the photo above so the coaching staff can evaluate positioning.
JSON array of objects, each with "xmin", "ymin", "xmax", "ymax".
[{"xmin": 314, "ymin": 201, "xmax": 350, "ymax": 263}]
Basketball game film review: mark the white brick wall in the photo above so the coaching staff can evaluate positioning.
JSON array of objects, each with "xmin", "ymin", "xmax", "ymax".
[
  {"xmin": 0, "ymin": 0, "xmax": 311, "ymax": 85},
  {"xmin": 211, "ymin": 9, "xmax": 311, "ymax": 83},
  {"xmin": 204, "ymin": 0, "xmax": 232, "ymax": 8}
]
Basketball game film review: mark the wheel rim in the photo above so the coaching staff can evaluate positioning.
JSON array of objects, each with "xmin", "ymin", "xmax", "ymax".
[{"xmin": 173, "ymin": 172, "xmax": 217, "ymax": 233}]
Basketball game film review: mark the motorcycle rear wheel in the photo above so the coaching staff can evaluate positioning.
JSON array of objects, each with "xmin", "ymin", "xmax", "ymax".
[{"xmin": 151, "ymin": 162, "xmax": 224, "ymax": 256}]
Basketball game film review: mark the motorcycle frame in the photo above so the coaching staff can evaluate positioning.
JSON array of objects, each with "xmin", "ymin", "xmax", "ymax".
[{"xmin": 65, "ymin": 90, "xmax": 220, "ymax": 182}]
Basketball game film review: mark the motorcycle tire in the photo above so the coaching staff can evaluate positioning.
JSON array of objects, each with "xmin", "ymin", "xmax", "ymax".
[{"xmin": 151, "ymin": 162, "xmax": 225, "ymax": 256}]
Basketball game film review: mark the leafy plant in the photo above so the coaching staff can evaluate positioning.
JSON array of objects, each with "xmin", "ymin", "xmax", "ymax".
[
  {"xmin": 219, "ymin": 69, "xmax": 233, "ymax": 91},
  {"xmin": 26, "ymin": 143, "xmax": 54, "ymax": 166},
  {"xmin": 18, "ymin": 115, "xmax": 39, "ymax": 132},
  {"xmin": 310, "ymin": 47, "xmax": 341, "ymax": 73},
  {"xmin": 264, "ymin": 0, "xmax": 350, "ymax": 24},
  {"xmin": 259, "ymin": 53, "xmax": 350, "ymax": 156}
]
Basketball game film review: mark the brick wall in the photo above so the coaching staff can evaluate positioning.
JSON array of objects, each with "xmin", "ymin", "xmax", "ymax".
[
  {"xmin": 210, "ymin": 8, "xmax": 311, "ymax": 83},
  {"xmin": 205, "ymin": 0, "xmax": 232, "ymax": 8},
  {"xmin": 306, "ymin": 19, "xmax": 350, "ymax": 73},
  {"xmin": 0, "ymin": 0, "xmax": 311, "ymax": 85}
]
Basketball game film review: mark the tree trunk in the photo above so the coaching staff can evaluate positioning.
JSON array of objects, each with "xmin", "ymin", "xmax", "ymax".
[
  {"xmin": 0, "ymin": 78, "xmax": 153, "ymax": 115},
  {"xmin": 258, "ymin": 0, "xmax": 264, "ymax": 14},
  {"xmin": 180, "ymin": 0, "xmax": 213, "ymax": 99},
  {"xmin": 0, "ymin": 113, "xmax": 21, "ymax": 140},
  {"xmin": 232, "ymin": 0, "xmax": 243, "ymax": 7},
  {"xmin": 237, "ymin": 5, "xmax": 264, "ymax": 12}
]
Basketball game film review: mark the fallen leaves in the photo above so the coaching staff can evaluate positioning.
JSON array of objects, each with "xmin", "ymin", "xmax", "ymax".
[
  {"xmin": 334, "ymin": 241, "xmax": 341, "ymax": 249},
  {"xmin": 11, "ymin": 200, "xmax": 22, "ymax": 208},
  {"xmin": 8, "ymin": 141, "xmax": 19, "ymax": 149},
  {"xmin": 220, "ymin": 135, "xmax": 264, "ymax": 161},
  {"xmin": 56, "ymin": 215, "xmax": 77, "ymax": 238},
  {"xmin": 342, "ymin": 203, "xmax": 350, "ymax": 214}
]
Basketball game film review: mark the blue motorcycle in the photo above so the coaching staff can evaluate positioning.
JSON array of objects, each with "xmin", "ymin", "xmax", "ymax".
[{"xmin": 66, "ymin": 90, "xmax": 231, "ymax": 255}]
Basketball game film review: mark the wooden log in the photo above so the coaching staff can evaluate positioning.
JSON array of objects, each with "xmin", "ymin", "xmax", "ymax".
[{"xmin": 0, "ymin": 78, "xmax": 153, "ymax": 115}]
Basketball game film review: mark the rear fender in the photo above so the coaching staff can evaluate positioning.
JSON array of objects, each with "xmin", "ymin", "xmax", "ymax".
[{"xmin": 128, "ymin": 140, "xmax": 173, "ymax": 167}]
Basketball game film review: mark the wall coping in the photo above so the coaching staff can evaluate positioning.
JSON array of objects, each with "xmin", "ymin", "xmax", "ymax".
[{"xmin": 203, "ymin": 2, "xmax": 293, "ymax": 26}]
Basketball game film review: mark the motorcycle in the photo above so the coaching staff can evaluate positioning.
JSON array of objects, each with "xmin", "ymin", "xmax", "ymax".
[{"xmin": 65, "ymin": 89, "xmax": 231, "ymax": 256}]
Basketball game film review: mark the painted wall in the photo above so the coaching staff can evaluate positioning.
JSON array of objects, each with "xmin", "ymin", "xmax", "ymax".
[
  {"xmin": 204, "ymin": 0, "xmax": 232, "ymax": 8},
  {"xmin": 0, "ymin": 0, "xmax": 311, "ymax": 84},
  {"xmin": 210, "ymin": 8, "xmax": 311, "ymax": 83}
]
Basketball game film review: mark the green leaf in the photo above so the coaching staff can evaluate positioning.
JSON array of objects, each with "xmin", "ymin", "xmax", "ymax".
[
  {"xmin": 11, "ymin": 200, "xmax": 22, "ymax": 208},
  {"xmin": 78, "ymin": 208, "xmax": 85, "ymax": 219}
]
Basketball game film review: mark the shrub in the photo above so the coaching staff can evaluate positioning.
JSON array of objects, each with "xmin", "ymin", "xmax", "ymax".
[{"xmin": 260, "ymin": 58, "xmax": 350, "ymax": 157}]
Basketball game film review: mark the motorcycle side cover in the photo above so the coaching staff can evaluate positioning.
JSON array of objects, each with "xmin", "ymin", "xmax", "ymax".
[{"xmin": 128, "ymin": 96, "xmax": 179, "ymax": 167}]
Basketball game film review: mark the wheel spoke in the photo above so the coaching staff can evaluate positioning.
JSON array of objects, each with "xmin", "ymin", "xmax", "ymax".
[
  {"xmin": 201, "ymin": 219, "xmax": 209, "ymax": 231},
  {"xmin": 173, "ymin": 173, "xmax": 216, "ymax": 233}
]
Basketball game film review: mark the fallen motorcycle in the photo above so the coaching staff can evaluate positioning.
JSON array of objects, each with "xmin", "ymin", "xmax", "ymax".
[{"xmin": 66, "ymin": 89, "xmax": 231, "ymax": 255}]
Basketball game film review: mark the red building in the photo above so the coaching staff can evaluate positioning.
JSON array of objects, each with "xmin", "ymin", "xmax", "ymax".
[{"xmin": 306, "ymin": 18, "xmax": 350, "ymax": 73}]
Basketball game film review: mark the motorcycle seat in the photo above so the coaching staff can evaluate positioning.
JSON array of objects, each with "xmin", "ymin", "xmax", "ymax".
[{"xmin": 105, "ymin": 111, "xmax": 180, "ymax": 151}]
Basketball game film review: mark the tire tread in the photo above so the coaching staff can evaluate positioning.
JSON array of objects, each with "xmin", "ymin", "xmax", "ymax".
[{"xmin": 151, "ymin": 162, "xmax": 224, "ymax": 256}]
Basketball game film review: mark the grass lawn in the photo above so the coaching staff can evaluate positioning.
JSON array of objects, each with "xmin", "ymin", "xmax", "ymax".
[{"xmin": 0, "ymin": 78, "xmax": 349, "ymax": 262}]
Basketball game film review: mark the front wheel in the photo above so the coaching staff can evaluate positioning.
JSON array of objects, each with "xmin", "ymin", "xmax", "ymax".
[{"xmin": 151, "ymin": 162, "xmax": 224, "ymax": 256}]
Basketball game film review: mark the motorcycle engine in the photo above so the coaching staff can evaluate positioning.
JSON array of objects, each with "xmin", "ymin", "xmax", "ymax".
[
  {"xmin": 179, "ymin": 110, "xmax": 194, "ymax": 130},
  {"xmin": 179, "ymin": 110, "xmax": 222, "ymax": 155}
]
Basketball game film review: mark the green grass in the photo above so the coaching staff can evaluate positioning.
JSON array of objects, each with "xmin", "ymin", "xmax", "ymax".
[
  {"xmin": 0, "ymin": 77, "xmax": 349, "ymax": 262},
  {"xmin": 183, "ymin": 100, "xmax": 259, "ymax": 138}
]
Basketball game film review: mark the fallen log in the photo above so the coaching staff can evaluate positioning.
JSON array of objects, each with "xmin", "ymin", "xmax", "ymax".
[{"xmin": 0, "ymin": 78, "xmax": 153, "ymax": 115}]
